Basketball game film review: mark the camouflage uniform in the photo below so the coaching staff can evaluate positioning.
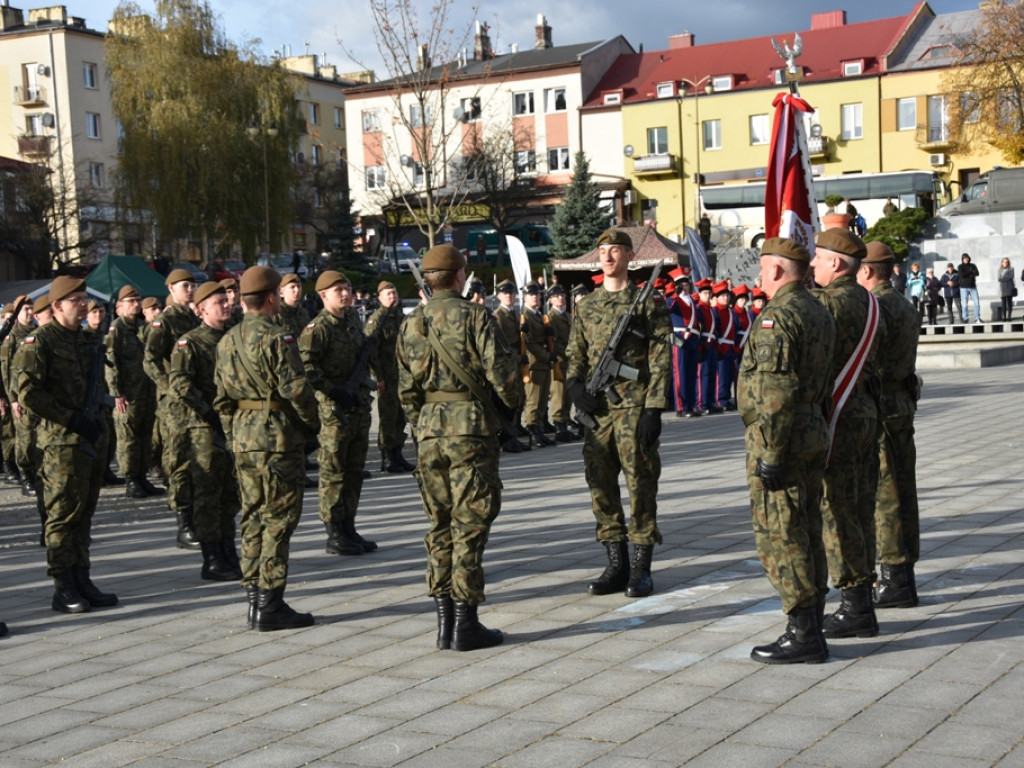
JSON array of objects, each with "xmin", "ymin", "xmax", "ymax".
[
  {"xmin": 275, "ymin": 302, "xmax": 310, "ymax": 338},
  {"xmin": 812, "ymin": 276, "xmax": 881, "ymax": 590},
  {"xmin": 521, "ymin": 306, "xmax": 552, "ymax": 428},
  {"xmin": 366, "ymin": 303, "xmax": 408, "ymax": 456},
  {"xmin": 565, "ymin": 282, "xmax": 672, "ymax": 545},
  {"xmin": 225, "ymin": 304, "xmax": 244, "ymax": 330},
  {"xmin": 396, "ymin": 289, "xmax": 521, "ymax": 603},
  {"xmin": 5, "ymin": 321, "xmax": 40, "ymax": 478},
  {"xmin": 169, "ymin": 323, "xmax": 239, "ymax": 544},
  {"xmin": 214, "ymin": 313, "xmax": 318, "ymax": 591},
  {"xmin": 106, "ymin": 314, "xmax": 157, "ymax": 480},
  {"xmin": 738, "ymin": 280, "xmax": 836, "ymax": 613},
  {"xmin": 547, "ymin": 306, "xmax": 571, "ymax": 424}
]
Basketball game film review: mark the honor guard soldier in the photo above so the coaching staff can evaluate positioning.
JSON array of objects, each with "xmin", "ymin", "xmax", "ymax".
[
  {"xmin": 396, "ymin": 244, "xmax": 522, "ymax": 650},
  {"xmin": 566, "ymin": 229, "xmax": 672, "ymax": 598},
  {"xmin": 666, "ymin": 268, "xmax": 700, "ymax": 418},
  {"xmin": 740, "ymin": 238, "xmax": 836, "ymax": 664},
  {"xmin": 493, "ymin": 280, "xmax": 530, "ymax": 453},
  {"xmin": 366, "ymin": 280, "xmax": 416, "ymax": 473},
  {"xmin": 712, "ymin": 280, "xmax": 738, "ymax": 411},
  {"xmin": 1, "ymin": 295, "xmax": 34, "ymax": 490},
  {"xmin": 520, "ymin": 281, "xmax": 556, "ymax": 447},
  {"xmin": 811, "ymin": 228, "xmax": 882, "ymax": 639},
  {"xmin": 275, "ymin": 273, "xmax": 309, "ymax": 336},
  {"xmin": 694, "ymin": 278, "xmax": 720, "ymax": 415},
  {"xmin": 857, "ymin": 242, "xmax": 922, "ymax": 608},
  {"xmin": 546, "ymin": 284, "xmax": 576, "ymax": 442},
  {"xmin": 17, "ymin": 276, "xmax": 120, "ymax": 614},
  {"xmin": 214, "ymin": 266, "xmax": 320, "ymax": 630}
]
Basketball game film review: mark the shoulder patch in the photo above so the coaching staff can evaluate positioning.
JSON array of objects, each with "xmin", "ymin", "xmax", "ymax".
[
  {"xmin": 107, "ymin": 327, "xmax": 116, "ymax": 334},
  {"xmin": 176, "ymin": 339, "xmax": 188, "ymax": 347},
  {"xmin": 23, "ymin": 336, "xmax": 34, "ymax": 344},
  {"xmin": 152, "ymin": 321, "xmax": 162, "ymax": 328},
  {"xmin": 760, "ymin": 319, "xmax": 775, "ymax": 328},
  {"xmin": 305, "ymin": 322, "xmax": 316, "ymax": 329},
  {"xmin": 283, "ymin": 334, "xmax": 295, "ymax": 343}
]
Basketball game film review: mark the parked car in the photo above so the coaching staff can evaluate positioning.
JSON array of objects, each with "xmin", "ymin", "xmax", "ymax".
[
  {"xmin": 377, "ymin": 244, "xmax": 421, "ymax": 274},
  {"xmin": 170, "ymin": 262, "xmax": 209, "ymax": 283},
  {"xmin": 257, "ymin": 254, "xmax": 309, "ymax": 280},
  {"xmin": 204, "ymin": 259, "xmax": 246, "ymax": 282}
]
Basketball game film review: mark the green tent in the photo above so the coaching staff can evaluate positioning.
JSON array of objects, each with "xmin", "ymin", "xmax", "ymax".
[{"xmin": 85, "ymin": 255, "xmax": 169, "ymax": 300}]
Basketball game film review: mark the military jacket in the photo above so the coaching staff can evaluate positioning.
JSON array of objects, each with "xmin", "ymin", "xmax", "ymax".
[
  {"xmin": 169, "ymin": 323, "xmax": 224, "ymax": 427},
  {"xmin": 365, "ymin": 303, "xmax": 404, "ymax": 384},
  {"xmin": 299, "ymin": 307, "xmax": 372, "ymax": 416},
  {"xmin": 397, "ymin": 290, "xmax": 521, "ymax": 439},
  {"xmin": 275, "ymin": 302, "xmax": 310, "ymax": 338},
  {"xmin": 214, "ymin": 312, "xmax": 318, "ymax": 453},
  {"xmin": 521, "ymin": 306, "xmax": 550, "ymax": 371},
  {"xmin": 15, "ymin": 321, "xmax": 97, "ymax": 447},
  {"xmin": 872, "ymin": 282, "xmax": 919, "ymax": 418},
  {"xmin": 1, "ymin": 321, "xmax": 35, "ymax": 402},
  {"xmin": 548, "ymin": 307, "xmax": 571, "ymax": 357},
  {"xmin": 565, "ymin": 282, "xmax": 672, "ymax": 411},
  {"xmin": 738, "ymin": 280, "xmax": 836, "ymax": 466},
  {"xmin": 105, "ymin": 315, "xmax": 154, "ymax": 401},
  {"xmin": 493, "ymin": 305, "xmax": 520, "ymax": 350},
  {"xmin": 143, "ymin": 303, "xmax": 198, "ymax": 396},
  {"xmin": 224, "ymin": 304, "xmax": 243, "ymax": 330}
]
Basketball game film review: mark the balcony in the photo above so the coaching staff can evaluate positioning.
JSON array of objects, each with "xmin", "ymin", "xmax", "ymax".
[
  {"xmin": 13, "ymin": 84, "xmax": 46, "ymax": 106},
  {"xmin": 17, "ymin": 134, "xmax": 51, "ymax": 157},
  {"xmin": 633, "ymin": 154, "xmax": 677, "ymax": 175},
  {"xmin": 806, "ymin": 133, "xmax": 829, "ymax": 159},
  {"xmin": 916, "ymin": 123, "xmax": 950, "ymax": 150}
]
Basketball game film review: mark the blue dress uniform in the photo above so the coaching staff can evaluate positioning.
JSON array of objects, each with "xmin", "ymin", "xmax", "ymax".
[
  {"xmin": 666, "ymin": 268, "xmax": 699, "ymax": 417},
  {"xmin": 713, "ymin": 281, "xmax": 738, "ymax": 410},
  {"xmin": 694, "ymin": 280, "xmax": 719, "ymax": 414}
]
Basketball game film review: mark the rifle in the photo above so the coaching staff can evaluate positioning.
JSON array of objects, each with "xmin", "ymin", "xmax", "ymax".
[
  {"xmin": 462, "ymin": 271, "xmax": 476, "ymax": 298},
  {"xmin": 576, "ymin": 261, "xmax": 664, "ymax": 430},
  {"xmin": 79, "ymin": 304, "xmax": 115, "ymax": 458},
  {"xmin": 0, "ymin": 295, "xmax": 30, "ymax": 403},
  {"xmin": 409, "ymin": 261, "xmax": 432, "ymax": 300}
]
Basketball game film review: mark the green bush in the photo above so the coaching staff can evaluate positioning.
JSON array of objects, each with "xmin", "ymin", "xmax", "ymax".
[{"xmin": 863, "ymin": 207, "xmax": 930, "ymax": 262}]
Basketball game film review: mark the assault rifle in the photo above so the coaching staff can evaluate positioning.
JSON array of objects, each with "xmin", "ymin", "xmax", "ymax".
[
  {"xmin": 409, "ymin": 261, "xmax": 432, "ymax": 300},
  {"xmin": 576, "ymin": 261, "xmax": 664, "ymax": 430},
  {"xmin": 79, "ymin": 304, "xmax": 115, "ymax": 458},
  {"xmin": 0, "ymin": 295, "xmax": 30, "ymax": 406}
]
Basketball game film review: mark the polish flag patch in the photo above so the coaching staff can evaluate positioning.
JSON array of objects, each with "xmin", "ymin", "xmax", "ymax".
[
  {"xmin": 177, "ymin": 339, "xmax": 188, "ymax": 347},
  {"xmin": 283, "ymin": 334, "xmax": 295, "ymax": 343},
  {"xmin": 760, "ymin": 319, "xmax": 775, "ymax": 328}
]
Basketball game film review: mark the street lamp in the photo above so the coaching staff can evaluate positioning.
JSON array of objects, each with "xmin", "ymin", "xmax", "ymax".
[
  {"xmin": 248, "ymin": 116, "xmax": 278, "ymax": 256},
  {"xmin": 677, "ymin": 75, "xmax": 714, "ymax": 230}
]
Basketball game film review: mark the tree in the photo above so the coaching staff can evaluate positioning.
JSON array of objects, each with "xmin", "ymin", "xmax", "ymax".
[
  {"xmin": 548, "ymin": 151, "xmax": 608, "ymax": 260},
  {"xmin": 941, "ymin": 1, "xmax": 1024, "ymax": 164},
  {"xmin": 105, "ymin": 0, "xmax": 301, "ymax": 261},
  {"xmin": 863, "ymin": 207, "xmax": 930, "ymax": 262}
]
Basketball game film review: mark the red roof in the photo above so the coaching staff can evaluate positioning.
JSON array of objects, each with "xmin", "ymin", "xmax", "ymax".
[{"xmin": 583, "ymin": 6, "xmax": 927, "ymax": 108}]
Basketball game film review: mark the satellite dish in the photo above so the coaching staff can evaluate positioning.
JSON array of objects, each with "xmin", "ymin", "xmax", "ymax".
[
  {"xmin": 623, "ymin": 145, "xmax": 634, "ymax": 157},
  {"xmin": 400, "ymin": 154, "xmax": 413, "ymax": 167}
]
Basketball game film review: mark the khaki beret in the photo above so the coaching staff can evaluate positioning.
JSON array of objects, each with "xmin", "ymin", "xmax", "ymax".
[
  {"xmin": 377, "ymin": 280, "xmax": 397, "ymax": 294},
  {"xmin": 33, "ymin": 296, "xmax": 51, "ymax": 314},
  {"xmin": 141, "ymin": 297, "xmax": 160, "ymax": 310},
  {"xmin": 596, "ymin": 228, "xmax": 632, "ymax": 249},
  {"xmin": 165, "ymin": 268, "xmax": 195, "ymax": 286},
  {"xmin": 49, "ymin": 275, "xmax": 86, "ymax": 304},
  {"xmin": 496, "ymin": 279, "xmax": 516, "ymax": 293},
  {"xmin": 421, "ymin": 244, "xmax": 466, "ymax": 272},
  {"xmin": 862, "ymin": 241, "xmax": 895, "ymax": 264},
  {"xmin": 315, "ymin": 270, "xmax": 348, "ymax": 293},
  {"xmin": 219, "ymin": 277, "xmax": 238, "ymax": 290},
  {"xmin": 194, "ymin": 281, "xmax": 226, "ymax": 305},
  {"xmin": 761, "ymin": 237, "xmax": 810, "ymax": 263},
  {"xmin": 118, "ymin": 285, "xmax": 140, "ymax": 301},
  {"xmin": 280, "ymin": 272, "xmax": 301, "ymax": 287},
  {"xmin": 240, "ymin": 266, "xmax": 282, "ymax": 295},
  {"xmin": 815, "ymin": 228, "xmax": 866, "ymax": 260},
  {"xmin": 11, "ymin": 294, "xmax": 28, "ymax": 310},
  {"xmin": 87, "ymin": 299, "xmax": 102, "ymax": 312}
]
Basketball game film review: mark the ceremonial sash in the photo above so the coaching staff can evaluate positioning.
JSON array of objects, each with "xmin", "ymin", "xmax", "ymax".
[
  {"xmin": 827, "ymin": 292, "xmax": 880, "ymax": 463},
  {"xmin": 718, "ymin": 310, "xmax": 735, "ymax": 348}
]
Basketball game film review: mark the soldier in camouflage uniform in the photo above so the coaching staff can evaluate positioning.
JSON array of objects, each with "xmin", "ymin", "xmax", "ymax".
[
  {"xmin": 857, "ymin": 242, "xmax": 922, "ymax": 609},
  {"xmin": 17, "ymin": 276, "xmax": 119, "ymax": 614},
  {"xmin": 220, "ymin": 278, "xmax": 244, "ymax": 329},
  {"xmin": 493, "ymin": 280, "xmax": 530, "ymax": 453},
  {"xmin": 169, "ymin": 281, "xmax": 241, "ymax": 582},
  {"xmin": 397, "ymin": 244, "xmax": 522, "ymax": 651},
  {"xmin": 275, "ymin": 273, "xmax": 309, "ymax": 336},
  {"xmin": 140, "ymin": 297, "xmax": 164, "ymax": 482},
  {"xmin": 1, "ymin": 296, "xmax": 32, "ymax": 487},
  {"xmin": 107, "ymin": 285, "xmax": 162, "ymax": 499},
  {"xmin": 810, "ymin": 228, "xmax": 882, "ymax": 639},
  {"xmin": 144, "ymin": 269, "xmax": 200, "ymax": 549},
  {"xmin": 546, "ymin": 284, "xmax": 576, "ymax": 442},
  {"xmin": 85, "ymin": 300, "xmax": 124, "ymax": 487},
  {"xmin": 521, "ymin": 281, "xmax": 556, "ymax": 448},
  {"xmin": 565, "ymin": 229, "xmax": 672, "ymax": 599},
  {"xmin": 366, "ymin": 280, "xmax": 415, "ymax": 473},
  {"xmin": 5, "ymin": 297, "xmax": 40, "ymax": 498},
  {"xmin": 739, "ymin": 238, "xmax": 836, "ymax": 664},
  {"xmin": 214, "ymin": 266, "xmax": 320, "ymax": 631}
]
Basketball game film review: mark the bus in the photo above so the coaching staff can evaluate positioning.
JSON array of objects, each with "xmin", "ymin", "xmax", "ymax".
[{"xmin": 699, "ymin": 170, "xmax": 947, "ymax": 250}]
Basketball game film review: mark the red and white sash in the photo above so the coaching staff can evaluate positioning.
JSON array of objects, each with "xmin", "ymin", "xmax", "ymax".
[{"xmin": 827, "ymin": 291, "xmax": 880, "ymax": 463}]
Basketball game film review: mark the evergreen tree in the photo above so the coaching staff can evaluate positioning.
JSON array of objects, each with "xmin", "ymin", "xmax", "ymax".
[
  {"xmin": 548, "ymin": 151, "xmax": 609, "ymax": 260},
  {"xmin": 329, "ymin": 194, "xmax": 368, "ymax": 271}
]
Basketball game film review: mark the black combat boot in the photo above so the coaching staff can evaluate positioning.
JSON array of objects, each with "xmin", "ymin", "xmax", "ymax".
[
  {"xmin": 255, "ymin": 587, "xmax": 314, "ymax": 631},
  {"xmin": 625, "ymin": 544, "xmax": 654, "ymax": 598},
  {"xmin": 587, "ymin": 541, "xmax": 630, "ymax": 595},
  {"xmin": 21, "ymin": 468, "xmax": 36, "ymax": 498},
  {"xmin": 452, "ymin": 601, "xmax": 503, "ymax": 651},
  {"xmin": 72, "ymin": 566, "xmax": 118, "ymax": 607},
  {"xmin": 750, "ymin": 606, "xmax": 829, "ymax": 664},
  {"xmin": 244, "ymin": 584, "xmax": 258, "ymax": 629},
  {"xmin": 0, "ymin": 621, "xmax": 7, "ymax": 637},
  {"xmin": 874, "ymin": 563, "xmax": 918, "ymax": 609},
  {"xmin": 175, "ymin": 508, "xmax": 201, "ymax": 551},
  {"xmin": 823, "ymin": 583, "xmax": 879, "ymax": 638},
  {"xmin": 542, "ymin": 420, "xmax": 557, "ymax": 434},
  {"xmin": 137, "ymin": 475, "xmax": 165, "ymax": 496},
  {"xmin": 52, "ymin": 569, "xmax": 91, "ymax": 614},
  {"xmin": 529, "ymin": 425, "xmax": 556, "ymax": 448},
  {"xmin": 3, "ymin": 463, "xmax": 21, "ymax": 485},
  {"xmin": 200, "ymin": 542, "xmax": 238, "ymax": 581},
  {"xmin": 342, "ymin": 517, "xmax": 377, "ymax": 552},
  {"xmin": 220, "ymin": 539, "xmax": 241, "ymax": 572},
  {"xmin": 324, "ymin": 520, "xmax": 364, "ymax": 555},
  {"xmin": 103, "ymin": 467, "xmax": 126, "ymax": 486},
  {"xmin": 388, "ymin": 448, "xmax": 416, "ymax": 473},
  {"xmin": 125, "ymin": 477, "xmax": 148, "ymax": 499},
  {"xmin": 434, "ymin": 594, "xmax": 454, "ymax": 650},
  {"xmin": 554, "ymin": 422, "xmax": 574, "ymax": 443},
  {"xmin": 501, "ymin": 437, "xmax": 530, "ymax": 453}
]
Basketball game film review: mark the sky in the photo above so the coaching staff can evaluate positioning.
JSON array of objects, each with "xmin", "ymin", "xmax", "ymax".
[{"xmin": 66, "ymin": 0, "xmax": 982, "ymax": 75}]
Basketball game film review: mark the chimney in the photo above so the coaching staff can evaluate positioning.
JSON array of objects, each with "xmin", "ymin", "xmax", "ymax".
[
  {"xmin": 474, "ymin": 20, "xmax": 493, "ymax": 60},
  {"xmin": 535, "ymin": 13, "xmax": 552, "ymax": 49},
  {"xmin": 811, "ymin": 10, "xmax": 847, "ymax": 30},
  {"xmin": 669, "ymin": 31, "xmax": 695, "ymax": 49},
  {"xmin": 417, "ymin": 43, "xmax": 431, "ymax": 70}
]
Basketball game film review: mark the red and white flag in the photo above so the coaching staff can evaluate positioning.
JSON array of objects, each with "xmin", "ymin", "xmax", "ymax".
[{"xmin": 764, "ymin": 92, "xmax": 820, "ymax": 249}]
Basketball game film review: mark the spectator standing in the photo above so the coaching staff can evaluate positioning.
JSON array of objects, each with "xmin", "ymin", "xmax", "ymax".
[
  {"xmin": 957, "ymin": 253, "xmax": 982, "ymax": 323},
  {"xmin": 890, "ymin": 263, "xmax": 907, "ymax": 296},
  {"xmin": 997, "ymin": 258, "xmax": 1015, "ymax": 321},
  {"xmin": 939, "ymin": 263, "xmax": 961, "ymax": 324},
  {"xmin": 906, "ymin": 262, "xmax": 925, "ymax": 321},
  {"xmin": 923, "ymin": 268, "xmax": 942, "ymax": 325}
]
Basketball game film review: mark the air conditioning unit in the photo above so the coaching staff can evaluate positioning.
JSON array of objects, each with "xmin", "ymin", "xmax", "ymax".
[
  {"xmin": 929, "ymin": 152, "xmax": 946, "ymax": 166},
  {"xmin": 623, "ymin": 190, "xmax": 636, "ymax": 206}
]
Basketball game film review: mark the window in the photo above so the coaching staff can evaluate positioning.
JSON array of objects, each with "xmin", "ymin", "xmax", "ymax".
[
  {"xmin": 365, "ymin": 165, "xmax": 386, "ymax": 190},
  {"xmin": 89, "ymin": 162, "xmax": 104, "ymax": 188},
  {"xmin": 548, "ymin": 146, "xmax": 570, "ymax": 171},
  {"xmin": 656, "ymin": 82, "xmax": 675, "ymax": 99},
  {"xmin": 308, "ymin": 102, "xmax": 320, "ymax": 126},
  {"xmin": 460, "ymin": 97, "xmax": 481, "ymax": 121},
  {"xmin": 25, "ymin": 113, "xmax": 43, "ymax": 136},
  {"xmin": 749, "ymin": 114, "xmax": 770, "ymax": 145},
  {"xmin": 960, "ymin": 91, "xmax": 981, "ymax": 125},
  {"xmin": 514, "ymin": 150, "xmax": 536, "ymax": 175},
  {"xmin": 409, "ymin": 104, "xmax": 431, "ymax": 127},
  {"xmin": 83, "ymin": 62, "xmax": 98, "ymax": 89},
  {"xmin": 647, "ymin": 126, "xmax": 668, "ymax": 155},
  {"xmin": 843, "ymin": 61, "xmax": 863, "ymax": 76},
  {"xmin": 897, "ymin": 98, "xmax": 916, "ymax": 131},
  {"xmin": 927, "ymin": 95, "xmax": 949, "ymax": 142},
  {"xmin": 602, "ymin": 92, "xmax": 621, "ymax": 106},
  {"xmin": 841, "ymin": 103, "xmax": 863, "ymax": 140},
  {"xmin": 333, "ymin": 106, "xmax": 343, "ymax": 128},
  {"xmin": 999, "ymin": 88, "xmax": 1022, "ymax": 131},
  {"xmin": 703, "ymin": 119, "xmax": 722, "ymax": 150},
  {"xmin": 512, "ymin": 91, "xmax": 535, "ymax": 116},
  {"xmin": 802, "ymin": 108, "xmax": 820, "ymax": 137},
  {"xmin": 544, "ymin": 87, "xmax": 566, "ymax": 112},
  {"xmin": 85, "ymin": 112, "xmax": 101, "ymax": 139},
  {"xmin": 313, "ymin": 188, "xmax": 323, "ymax": 209},
  {"xmin": 311, "ymin": 144, "xmax": 323, "ymax": 166},
  {"xmin": 773, "ymin": 68, "xmax": 786, "ymax": 85},
  {"xmin": 361, "ymin": 109, "xmax": 382, "ymax": 133},
  {"xmin": 412, "ymin": 162, "xmax": 425, "ymax": 188},
  {"xmin": 711, "ymin": 75, "xmax": 732, "ymax": 92},
  {"xmin": 116, "ymin": 117, "xmax": 125, "ymax": 155}
]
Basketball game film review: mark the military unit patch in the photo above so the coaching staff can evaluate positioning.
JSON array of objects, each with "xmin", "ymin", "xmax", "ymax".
[{"xmin": 761, "ymin": 319, "xmax": 774, "ymax": 328}]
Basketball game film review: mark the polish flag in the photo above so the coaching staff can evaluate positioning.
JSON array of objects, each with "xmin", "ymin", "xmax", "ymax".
[{"xmin": 764, "ymin": 92, "xmax": 820, "ymax": 249}]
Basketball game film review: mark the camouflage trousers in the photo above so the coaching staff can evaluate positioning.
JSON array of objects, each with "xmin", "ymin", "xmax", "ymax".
[
  {"xmin": 2, "ymin": 408, "xmax": 14, "ymax": 465},
  {"xmin": 14, "ymin": 410, "xmax": 39, "ymax": 473},
  {"xmin": 875, "ymin": 413, "xmax": 920, "ymax": 566},
  {"xmin": 235, "ymin": 449, "xmax": 305, "ymax": 591},
  {"xmin": 746, "ymin": 426, "xmax": 828, "ymax": 613},
  {"xmin": 159, "ymin": 399, "xmax": 193, "ymax": 512},
  {"xmin": 523, "ymin": 366, "xmax": 551, "ymax": 427},
  {"xmin": 39, "ymin": 435, "xmax": 108, "ymax": 577},
  {"xmin": 375, "ymin": 381, "xmax": 407, "ymax": 452},
  {"xmin": 318, "ymin": 408, "xmax": 370, "ymax": 524},
  {"xmin": 188, "ymin": 426, "xmax": 240, "ymax": 544},
  {"xmin": 414, "ymin": 435, "xmax": 501, "ymax": 605},
  {"xmin": 582, "ymin": 406, "xmax": 662, "ymax": 545},
  {"xmin": 114, "ymin": 396, "xmax": 155, "ymax": 478},
  {"xmin": 821, "ymin": 413, "xmax": 880, "ymax": 590}
]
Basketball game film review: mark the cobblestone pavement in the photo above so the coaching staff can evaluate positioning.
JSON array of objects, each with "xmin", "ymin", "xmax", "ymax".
[{"xmin": 1, "ymin": 362, "xmax": 1023, "ymax": 767}]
